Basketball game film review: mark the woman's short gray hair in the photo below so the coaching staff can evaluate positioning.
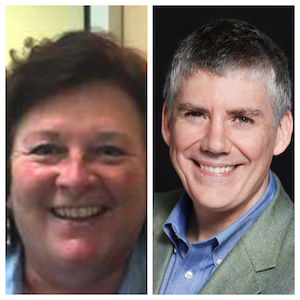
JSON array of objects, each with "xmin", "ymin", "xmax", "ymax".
[{"xmin": 163, "ymin": 19, "xmax": 292, "ymax": 128}]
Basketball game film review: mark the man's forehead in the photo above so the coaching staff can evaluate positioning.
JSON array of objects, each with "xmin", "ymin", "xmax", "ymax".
[{"xmin": 176, "ymin": 70, "xmax": 271, "ymax": 108}]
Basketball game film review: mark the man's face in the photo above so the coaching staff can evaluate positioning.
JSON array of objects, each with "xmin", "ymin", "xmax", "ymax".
[
  {"xmin": 9, "ymin": 82, "xmax": 146, "ymax": 277},
  {"xmin": 162, "ymin": 70, "xmax": 288, "ymax": 216}
]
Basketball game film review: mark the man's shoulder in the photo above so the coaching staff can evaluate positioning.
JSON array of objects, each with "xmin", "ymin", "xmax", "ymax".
[
  {"xmin": 241, "ymin": 172, "xmax": 293, "ymax": 258},
  {"xmin": 271, "ymin": 172, "xmax": 294, "ymax": 219},
  {"xmin": 273, "ymin": 172, "xmax": 294, "ymax": 208},
  {"xmin": 154, "ymin": 188, "xmax": 184, "ymax": 214},
  {"xmin": 154, "ymin": 188, "xmax": 184, "ymax": 207},
  {"xmin": 240, "ymin": 172, "xmax": 294, "ymax": 293},
  {"xmin": 153, "ymin": 188, "xmax": 184, "ymax": 232}
]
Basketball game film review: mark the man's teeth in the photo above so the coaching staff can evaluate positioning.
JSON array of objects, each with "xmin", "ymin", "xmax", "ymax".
[
  {"xmin": 199, "ymin": 164, "xmax": 236, "ymax": 174},
  {"xmin": 52, "ymin": 206, "xmax": 104, "ymax": 220}
]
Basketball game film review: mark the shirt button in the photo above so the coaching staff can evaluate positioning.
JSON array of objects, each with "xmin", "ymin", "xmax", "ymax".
[
  {"xmin": 216, "ymin": 259, "xmax": 223, "ymax": 266},
  {"xmin": 185, "ymin": 271, "xmax": 193, "ymax": 279},
  {"xmin": 173, "ymin": 247, "xmax": 177, "ymax": 254}
]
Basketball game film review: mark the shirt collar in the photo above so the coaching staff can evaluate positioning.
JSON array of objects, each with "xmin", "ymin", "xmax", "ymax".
[{"xmin": 163, "ymin": 191, "xmax": 193, "ymax": 249}]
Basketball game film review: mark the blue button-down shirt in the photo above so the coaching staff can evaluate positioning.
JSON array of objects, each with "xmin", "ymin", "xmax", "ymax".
[
  {"xmin": 160, "ymin": 169, "xmax": 276, "ymax": 294},
  {"xmin": 6, "ymin": 231, "xmax": 146, "ymax": 294}
]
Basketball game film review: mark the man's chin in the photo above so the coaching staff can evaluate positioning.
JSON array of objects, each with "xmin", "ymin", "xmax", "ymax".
[{"xmin": 187, "ymin": 186, "xmax": 243, "ymax": 213}]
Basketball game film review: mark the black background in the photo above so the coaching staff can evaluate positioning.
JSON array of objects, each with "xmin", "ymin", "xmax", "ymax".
[{"xmin": 154, "ymin": 6, "xmax": 294, "ymax": 201}]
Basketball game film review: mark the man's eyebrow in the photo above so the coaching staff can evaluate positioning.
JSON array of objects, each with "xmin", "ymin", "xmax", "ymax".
[
  {"xmin": 228, "ymin": 108, "xmax": 264, "ymax": 118},
  {"xmin": 175, "ymin": 103, "xmax": 264, "ymax": 119},
  {"xmin": 176, "ymin": 103, "xmax": 209, "ymax": 115}
]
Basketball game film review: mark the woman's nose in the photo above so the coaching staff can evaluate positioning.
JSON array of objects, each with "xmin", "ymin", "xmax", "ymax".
[{"xmin": 55, "ymin": 154, "xmax": 98, "ymax": 192}]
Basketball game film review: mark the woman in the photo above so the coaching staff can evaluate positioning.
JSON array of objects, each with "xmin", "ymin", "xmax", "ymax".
[{"xmin": 6, "ymin": 31, "xmax": 147, "ymax": 294}]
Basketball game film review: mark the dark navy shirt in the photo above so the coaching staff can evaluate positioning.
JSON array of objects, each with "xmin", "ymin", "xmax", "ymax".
[{"xmin": 160, "ymin": 169, "xmax": 276, "ymax": 294}]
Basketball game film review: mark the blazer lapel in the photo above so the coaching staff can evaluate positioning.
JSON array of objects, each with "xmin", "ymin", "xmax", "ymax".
[{"xmin": 199, "ymin": 239, "xmax": 261, "ymax": 294}]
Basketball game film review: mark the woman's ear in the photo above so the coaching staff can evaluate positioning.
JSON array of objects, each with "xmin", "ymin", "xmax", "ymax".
[
  {"xmin": 6, "ymin": 196, "xmax": 12, "ymax": 207},
  {"xmin": 273, "ymin": 110, "xmax": 293, "ymax": 156},
  {"xmin": 161, "ymin": 102, "xmax": 172, "ymax": 147}
]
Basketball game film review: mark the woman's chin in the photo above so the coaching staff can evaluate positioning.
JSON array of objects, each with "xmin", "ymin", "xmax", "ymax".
[{"xmin": 54, "ymin": 238, "xmax": 102, "ymax": 264}]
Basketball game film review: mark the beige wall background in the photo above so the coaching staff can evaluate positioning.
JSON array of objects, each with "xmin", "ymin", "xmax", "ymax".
[
  {"xmin": 5, "ymin": 5, "xmax": 147, "ymax": 67},
  {"xmin": 123, "ymin": 6, "xmax": 147, "ymax": 55}
]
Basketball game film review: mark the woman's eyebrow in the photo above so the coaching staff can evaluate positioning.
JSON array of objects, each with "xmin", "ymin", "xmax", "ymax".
[
  {"xmin": 21, "ymin": 130, "xmax": 61, "ymax": 142},
  {"xmin": 23, "ymin": 130, "xmax": 129, "ymax": 140},
  {"xmin": 93, "ymin": 131, "xmax": 132, "ymax": 143}
]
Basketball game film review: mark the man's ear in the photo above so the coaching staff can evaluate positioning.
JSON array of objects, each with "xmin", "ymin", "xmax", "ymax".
[
  {"xmin": 161, "ymin": 102, "xmax": 172, "ymax": 147},
  {"xmin": 273, "ymin": 110, "xmax": 293, "ymax": 156}
]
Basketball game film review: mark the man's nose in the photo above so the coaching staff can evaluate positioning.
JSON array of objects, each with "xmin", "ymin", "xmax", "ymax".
[
  {"xmin": 55, "ymin": 155, "xmax": 98, "ymax": 192},
  {"xmin": 200, "ymin": 118, "xmax": 232, "ymax": 155}
]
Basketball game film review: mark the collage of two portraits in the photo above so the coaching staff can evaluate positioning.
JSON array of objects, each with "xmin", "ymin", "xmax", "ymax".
[{"xmin": 5, "ymin": 5, "xmax": 295, "ymax": 295}]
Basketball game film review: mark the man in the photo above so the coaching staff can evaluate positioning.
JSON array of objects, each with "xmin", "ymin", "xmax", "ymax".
[{"xmin": 154, "ymin": 19, "xmax": 294, "ymax": 294}]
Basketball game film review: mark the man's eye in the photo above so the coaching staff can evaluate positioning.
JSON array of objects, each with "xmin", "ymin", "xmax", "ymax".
[
  {"xmin": 237, "ymin": 117, "xmax": 252, "ymax": 124},
  {"xmin": 186, "ymin": 111, "xmax": 203, "ymax": 118},
  {"xmin": 29, "ymin": 144, "xmax": 64, "ymax": 156}
]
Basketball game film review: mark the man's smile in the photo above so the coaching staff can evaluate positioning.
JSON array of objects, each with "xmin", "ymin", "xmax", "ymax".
[
  {"xmin": 198, "ymin": 163, "xmax": 236, "ymax": 174},
  {"xmin": 192, "ymin": 160, "xmax": 238, "ymax": 175}
]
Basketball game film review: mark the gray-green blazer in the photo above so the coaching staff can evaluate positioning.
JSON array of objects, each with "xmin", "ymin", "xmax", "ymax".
[{"xmin": 153, "ymin": 173, "xmax": 294, "ymax": 294}]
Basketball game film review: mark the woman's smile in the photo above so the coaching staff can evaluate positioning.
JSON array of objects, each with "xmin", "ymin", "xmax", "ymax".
[{"xmin": 50, "ymin": 205, "xmax": 107, "ymax": 221}]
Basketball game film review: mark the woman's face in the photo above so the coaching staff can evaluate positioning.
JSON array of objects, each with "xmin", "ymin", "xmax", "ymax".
[{"xmin": 8, "ymin": 82, "xmax": 146, "ymax": 278}]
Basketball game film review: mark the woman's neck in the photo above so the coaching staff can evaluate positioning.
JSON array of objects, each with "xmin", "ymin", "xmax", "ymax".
[{"xmin": 23, "ymin": 258, "xmax": 127, "ymax": 294}]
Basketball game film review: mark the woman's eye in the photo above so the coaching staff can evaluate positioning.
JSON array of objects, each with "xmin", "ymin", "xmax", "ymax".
[
  {"xmin": 92, "ymin": 145, "xmax": 126, "ymax": 158},
  {"xmin": 29, "ymin": 144, "xmax": 64, "ymax": 156}
]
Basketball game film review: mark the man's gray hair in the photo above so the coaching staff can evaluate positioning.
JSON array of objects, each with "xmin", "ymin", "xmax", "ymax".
[{"xmin": 163, "ymin": 19, "xmax": 292, "ymax": 128}]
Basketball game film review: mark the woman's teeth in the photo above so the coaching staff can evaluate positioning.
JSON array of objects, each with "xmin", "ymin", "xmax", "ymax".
[
  {"xmin": 51, "ymin": 206, "xmax": 105, "ymax": 220},
  {"xmin": 199, "ymin": 164, "xmax": 236, "ymax": 174}
]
